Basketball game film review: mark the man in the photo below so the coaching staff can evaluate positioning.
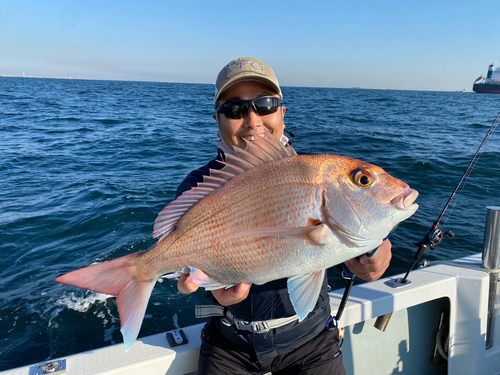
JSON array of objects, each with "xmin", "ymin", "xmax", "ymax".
[{"xmin": 177, "ymin": 57, "xmax": 392, "ymax": 374}]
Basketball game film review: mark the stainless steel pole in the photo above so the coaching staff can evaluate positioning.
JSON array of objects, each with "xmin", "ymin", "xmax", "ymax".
[{"xmin": 482, "ymin": 206, "xmax": 500, "ymax": 349}]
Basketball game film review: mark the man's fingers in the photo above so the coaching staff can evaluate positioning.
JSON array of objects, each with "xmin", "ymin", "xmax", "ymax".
[
  {"xmin": 177, "ymin": 274, "xmax": 199, "ymax": 294},
  {"xmin": 359, "ymin": 240, "xmax": 392, "ymax": 265},
  {"xmin": 233, "ymin": 282, "xmax": 252, "ymax": 297},
  {"xmin": 351, "ymin": 258, "xmax": 377, "ymax": 272},
  {"xmin": 212, "ymin": 282, "xmax": 252, "ymax": 306},
  {"xmin": 345, "ymin": 239, "xmax": 393, "ymax": 281}
]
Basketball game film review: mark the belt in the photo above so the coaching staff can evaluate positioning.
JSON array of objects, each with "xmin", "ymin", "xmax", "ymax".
[{"xmin": 195, "ymin": 305, "xmax": 299, "ymax": 334}]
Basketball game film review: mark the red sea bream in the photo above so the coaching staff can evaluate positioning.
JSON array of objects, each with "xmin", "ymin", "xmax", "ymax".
[{"xmin": 56, "ymin": 130, "xmax": 419, "ymax": 351}]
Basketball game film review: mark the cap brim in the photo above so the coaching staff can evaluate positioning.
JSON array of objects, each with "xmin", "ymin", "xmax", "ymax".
[{"xmin": 215, "ymin": 75, "xmax": 282, "ymax": 103}]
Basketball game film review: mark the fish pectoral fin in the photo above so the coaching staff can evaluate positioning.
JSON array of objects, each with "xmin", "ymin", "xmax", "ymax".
[
  {"xmin": 224, "ymin": 224, "xmax": 329, "ymax": 246},
  {"xmin": 307, "ymin": 224, "xmax": 331, "ymax": 245},
  {"xmin": 188, "ymin": 267, "xmax": 233, "ymax": 291},
  {"xmin": 287, "ymin": 270, "xmax": 325, "ymax": 321}
]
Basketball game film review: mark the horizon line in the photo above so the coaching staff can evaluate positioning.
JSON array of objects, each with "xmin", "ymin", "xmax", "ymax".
[{"xmin": 0, "ymin": 74, "xmax": 471, "ymax": 93}]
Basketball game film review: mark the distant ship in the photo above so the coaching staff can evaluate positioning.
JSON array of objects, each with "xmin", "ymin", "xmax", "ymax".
[{"xmin": 473, "ymin": 63, "xmax": 500, "ymax": 94}]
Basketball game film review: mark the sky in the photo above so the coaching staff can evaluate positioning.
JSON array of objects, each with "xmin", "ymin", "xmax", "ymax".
[{"xmin": 0, "ymin": 0, "xmax": 497, "ymax": 91}]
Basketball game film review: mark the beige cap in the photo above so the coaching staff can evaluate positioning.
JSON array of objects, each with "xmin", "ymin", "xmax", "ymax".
[{"xmin": 215, "ymin": 57, "xmax": 282, "ymax": 103}]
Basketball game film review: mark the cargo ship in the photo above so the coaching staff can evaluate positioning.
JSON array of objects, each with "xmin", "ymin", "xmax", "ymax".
[{"xmin": 473, "ymin": 63, "xmax": 500, "ymax": 94}]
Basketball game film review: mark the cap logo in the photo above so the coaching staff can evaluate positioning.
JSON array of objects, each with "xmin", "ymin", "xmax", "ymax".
[{"xmin": 226, "ymin": 60, "xmax": 266, "ymax": 78}]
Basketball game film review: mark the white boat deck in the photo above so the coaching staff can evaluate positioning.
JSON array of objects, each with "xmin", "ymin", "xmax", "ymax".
[{"xmin": 3, "ymin": 253, "xmax": 499, "ymax": 375}]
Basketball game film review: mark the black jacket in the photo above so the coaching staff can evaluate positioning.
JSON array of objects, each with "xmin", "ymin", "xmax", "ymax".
[{"xmin": 176, "ymin": 150, "xmax": 332, "ymax": 363}]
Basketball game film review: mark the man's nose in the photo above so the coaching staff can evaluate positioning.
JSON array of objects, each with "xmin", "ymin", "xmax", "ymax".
[{"xmin": 242, "ymin": 107, "xmax": 263, "ymax": 128}]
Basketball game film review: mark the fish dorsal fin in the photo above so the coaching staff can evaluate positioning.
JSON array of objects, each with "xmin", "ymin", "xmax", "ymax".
[
  {"xmin": 153, "ymin": 185, "xmax": 217, "ymax": 239},
  {"xmin": 153, "ymin": 129, "xmax": 296, "ymax": 239},
  {"xmin": 224, "ymin": 128, "xmax": 297, "ymax": 173}
]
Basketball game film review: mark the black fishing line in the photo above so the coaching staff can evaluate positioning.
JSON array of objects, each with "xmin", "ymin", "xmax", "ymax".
[
  {"xmin": 441, "ymin": 119, "xmax": 498, "ymax": 230},
  {"xmin": 401, "ymin": 112, "xmax": 500, "ymax": 283}
]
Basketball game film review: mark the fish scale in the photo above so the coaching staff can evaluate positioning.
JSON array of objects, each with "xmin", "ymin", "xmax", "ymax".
[
  {"xmin": 166, "ymin": 179, "xmax": 322, "ymax": 282},
  {"xmin": 56, "ymin": 130, "xmax": 418, "ymax": 351}
]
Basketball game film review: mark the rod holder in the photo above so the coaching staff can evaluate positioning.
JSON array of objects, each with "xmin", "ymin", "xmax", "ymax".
[
  {"xmin": 482, "ymin": 206, "xmax": 500, "ymax": 349},
  {"xmin": 482, "ymin": 206, "xmax": 500, "ymax": 270},
  {"xmin": 374, "ymin": 312, "xmax": 393, "ymax": 332}
]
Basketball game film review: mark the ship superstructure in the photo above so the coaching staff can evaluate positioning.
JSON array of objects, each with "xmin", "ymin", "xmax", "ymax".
[{"xmin": 473, "ymin": 63, "xmax": 500, "ymax": 93}]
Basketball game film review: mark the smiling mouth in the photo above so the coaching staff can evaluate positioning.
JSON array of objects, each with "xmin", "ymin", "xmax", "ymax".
[{"xmin": 242, "ymin": 133, "xmax": 266, "ymax": 141}]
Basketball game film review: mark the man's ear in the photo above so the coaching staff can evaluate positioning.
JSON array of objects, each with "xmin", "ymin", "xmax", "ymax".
[{"xmin": 282, "ymin": 106, "xmax": 287, "ymax": 117}]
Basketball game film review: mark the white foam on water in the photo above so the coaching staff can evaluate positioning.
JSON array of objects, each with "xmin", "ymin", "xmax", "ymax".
[
  {"xmin": 96, "ymin": 311, "xmax": 108, "ymax": 324},
  {"xmin": 46, "ymin": 291, "xmax": 112, "ymax": 328},
  {"xmin": 7, "ymin": 316, "xmax": 18, "ymax": 333},
  {"xmin": 55, "ymin": 291, "xmax": 112, "ymax": 313},
  {"xmin": 99, "ymin": 306, "xmax": 119, "ymax": 344},
  {"xmin": 51, "ymin": 291, "xmax": 120, "ymax": 344},
  {"xmin": 173, "ymin": 313, "xmax": 180, "ymax": 329}
]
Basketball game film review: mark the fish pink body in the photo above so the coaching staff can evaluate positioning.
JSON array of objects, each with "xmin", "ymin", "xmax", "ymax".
[{"xmin": 56, "ymin": 131, "xmax": 418, "ymax": 351}]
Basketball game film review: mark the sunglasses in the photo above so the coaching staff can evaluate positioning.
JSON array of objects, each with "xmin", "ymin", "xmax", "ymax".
[{"xmin": 216, "ymin": 96, "xmax": 283, "ymax": 119}]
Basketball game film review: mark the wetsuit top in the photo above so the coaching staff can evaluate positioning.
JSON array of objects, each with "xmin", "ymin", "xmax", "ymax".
[{"xmin": 176, "ymin": 150, "xmax": 332, "ymax": 363}]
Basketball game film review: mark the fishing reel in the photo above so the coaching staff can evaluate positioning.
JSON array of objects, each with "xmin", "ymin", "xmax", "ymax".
[
  {"xmin": 414, "ymin": 227, "xmax": 455, "ymax": 251},
  {"xmin": 398, "ymin": 226, "xmax": 455, "ymax": 284}
]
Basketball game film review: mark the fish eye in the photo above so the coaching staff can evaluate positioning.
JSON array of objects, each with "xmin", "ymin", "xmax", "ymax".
[{"xmin": 353, "ymin": 170, "xmax": 374, "ymax": 187}]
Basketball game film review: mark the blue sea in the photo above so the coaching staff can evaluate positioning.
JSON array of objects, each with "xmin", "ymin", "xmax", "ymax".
[{"xmin": 1, "ymin": 77, "xmax": 499, "ymax": 371}]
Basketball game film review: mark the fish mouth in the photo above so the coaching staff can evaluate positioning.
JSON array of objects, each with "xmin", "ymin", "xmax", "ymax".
[{"xmin": 391, "ymin": 188, "xmax": 419, "ymax": 211}]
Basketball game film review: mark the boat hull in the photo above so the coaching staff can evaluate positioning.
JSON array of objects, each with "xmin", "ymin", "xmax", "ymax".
[{"xmin": 473, "ymin": 83, "xmax": 500, "ymax": 94}]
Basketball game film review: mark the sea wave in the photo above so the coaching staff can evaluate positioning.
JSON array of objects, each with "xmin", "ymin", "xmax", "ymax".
[{"xmin": 1, "ymin": 78, "xmax": 499, "ymax": 371}]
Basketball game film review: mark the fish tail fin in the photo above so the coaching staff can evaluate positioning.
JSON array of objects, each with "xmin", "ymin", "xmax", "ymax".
[{"xmin": 55, "ymin": 253, "xmax": 156, "ymax": 351}]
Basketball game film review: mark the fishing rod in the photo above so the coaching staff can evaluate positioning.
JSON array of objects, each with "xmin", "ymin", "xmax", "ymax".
[{"xmin": 400, "ymin": 112, "xmax": 500, "ymax": 284}]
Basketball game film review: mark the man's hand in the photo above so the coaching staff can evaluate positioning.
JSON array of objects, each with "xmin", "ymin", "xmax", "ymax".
[
  {"xmin": 177, "ymin": 273, "xmax": 252, "ymax": 306},
  {"xmin": 211, "ymin": 282, "xmax": 252, "ymax": 306},
  {"xmin": 177, "ymin": 273, "xmax": 200, "ymax": 294},
  {"xmin": 344, "ymin": 239, "xmax": 392, "ymax": 281}
]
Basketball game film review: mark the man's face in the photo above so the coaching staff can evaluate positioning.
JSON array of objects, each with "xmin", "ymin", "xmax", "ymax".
[{"xmin": 215, "ymin": 81, "xmax": 286, "ymax": 151}]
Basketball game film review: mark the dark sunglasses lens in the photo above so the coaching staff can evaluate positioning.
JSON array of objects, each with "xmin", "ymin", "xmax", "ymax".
[
  {"xmin": 220, "ymin": 102, "xmax": 247, "ymax": 119},
  {"xmin": 218, "ymin": 97, "xmax": 280, "ymax": 119},
  {"xmin": 254, "ymin": 97, "xmax": 280, "ymax": 115}
]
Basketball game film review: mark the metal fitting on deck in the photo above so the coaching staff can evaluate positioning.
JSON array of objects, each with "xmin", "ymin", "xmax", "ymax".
[{"xmin": 482, "ymin": 206, "xmax": 500, "ymax": 349}]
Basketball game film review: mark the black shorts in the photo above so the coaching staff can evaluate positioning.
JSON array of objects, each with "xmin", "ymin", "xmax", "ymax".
[{"xmin": 198, "ymin": 327, "xmax": 346, "ymax": 375}]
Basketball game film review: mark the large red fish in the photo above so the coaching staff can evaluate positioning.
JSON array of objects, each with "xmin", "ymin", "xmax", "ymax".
[{"xmin": 56, "ymin": 130, "xmax": 418, "ymax": 351}]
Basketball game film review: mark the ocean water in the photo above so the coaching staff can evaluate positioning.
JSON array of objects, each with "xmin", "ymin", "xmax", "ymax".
[{"xmin": 1, "ymin": 77, "xmax": 499, "ymax": 371}]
